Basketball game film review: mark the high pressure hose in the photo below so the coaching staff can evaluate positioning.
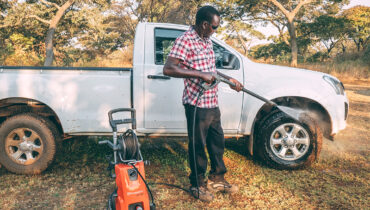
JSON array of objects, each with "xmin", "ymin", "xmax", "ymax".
[{"xmin": 191, "ymin": 89, "xmax": 205, "ymax": 199}]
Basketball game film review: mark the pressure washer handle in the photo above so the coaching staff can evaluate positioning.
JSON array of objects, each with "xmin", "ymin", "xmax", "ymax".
[
  {"xmin": 201, "ymin": 74, "xmax": 220, "ymax": 90},
  {"xmin": 108, "ymin": 108, "xmax": 136, "ymax": 131}
]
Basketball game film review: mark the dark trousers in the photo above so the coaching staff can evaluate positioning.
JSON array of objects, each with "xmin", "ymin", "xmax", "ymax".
[{"xmin": 184, "ymin": 104, "xmax": 227, "ymax": 187}]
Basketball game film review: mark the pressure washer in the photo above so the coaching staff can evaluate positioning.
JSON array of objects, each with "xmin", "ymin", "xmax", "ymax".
[{"xmin": 99, "ymin": 108, "xmax": 155, "ymax": 210}]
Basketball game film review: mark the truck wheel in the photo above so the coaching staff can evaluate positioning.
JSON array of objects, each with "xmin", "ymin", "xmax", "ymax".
[
  {"xmin": 256, "ymin": 111, "xmax": 322, "ymax": 169},
  {"xmin": 0, "ymin": 113, "xmax": 57, "ymax": 174}
]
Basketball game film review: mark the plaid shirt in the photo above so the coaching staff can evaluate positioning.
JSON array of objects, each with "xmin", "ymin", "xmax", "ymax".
[{"xmin": 168, "ymin": 26, "xmax": 218, "ymax": 108}]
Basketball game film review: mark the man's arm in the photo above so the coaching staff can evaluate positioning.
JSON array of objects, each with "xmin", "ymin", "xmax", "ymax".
[
  {"xmin": 163, "ymin": 56, "xmax": 215, "ymax": 83},
  {"xmin": 217, "ymin": 71, "xmax": 243, "ymax": 92}
]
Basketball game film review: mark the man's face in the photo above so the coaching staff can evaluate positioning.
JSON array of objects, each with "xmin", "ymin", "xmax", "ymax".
[{"xmin": 202, "ymin": 15, "xmax": 220, "ymax": 38}]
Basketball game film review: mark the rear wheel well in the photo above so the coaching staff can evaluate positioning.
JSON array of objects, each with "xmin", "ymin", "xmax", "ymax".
[
  {"xmin": 0, "ymin": 98, "xmax": 64, "ymax": 136},
  {"xmin": 254, "ymin": 97, "xmax": 331, "ymax": 139}
]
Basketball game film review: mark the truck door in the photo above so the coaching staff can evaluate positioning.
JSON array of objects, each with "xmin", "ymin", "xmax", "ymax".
[
  {"xmin": 143, "ymin": 26, "xmax": 186, "ymax": 131},
  {"xmin": 213, "ymin": 41, "xmax": 244, "ymax": 134},
  {"xmin": 143, "ymin": 25, "xmax": 243, "ymax": 134}
]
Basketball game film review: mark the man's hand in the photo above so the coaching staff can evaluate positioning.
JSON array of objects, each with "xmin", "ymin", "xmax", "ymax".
[
  {"xmin": 201, "ymin": 72, "xmax": 216, "ymax": 84},
  {"xmin": 229, "ymin": 78, "xmax": 243, "ymax": 92}
]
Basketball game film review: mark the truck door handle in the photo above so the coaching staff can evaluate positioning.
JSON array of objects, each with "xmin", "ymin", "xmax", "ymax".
[{"xmin": 147, "ymin": 75, "xmax": 171, "ymax": 80}]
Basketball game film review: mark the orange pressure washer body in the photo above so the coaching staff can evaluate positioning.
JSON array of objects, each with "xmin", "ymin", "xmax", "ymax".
[
  {"xmin": 115, "ymin": 161, "xmax": 150, "ymax": 210},
  {"xmin": 100, "ymin": 108, "xmax": 153, "ymax": 210}
]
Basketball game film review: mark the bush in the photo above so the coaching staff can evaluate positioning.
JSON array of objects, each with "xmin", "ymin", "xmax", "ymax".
[
  {"xmin": 249, "ymin": 42, "xmax": 291, "ymax": 63},
  {"xmin": 361, "ymin": 45, "xmax": 370, "ymax": 65},
  {"xmin": 307, "ymin": 52, "xmax": 329, "ymax": 63}
]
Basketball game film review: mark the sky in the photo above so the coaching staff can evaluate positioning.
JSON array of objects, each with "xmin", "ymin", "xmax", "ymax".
[
  {"xmin": 251, "ymin": 0, "xmax": 370, "ymax": 47},
  {"xmin": 343, "ymin": 0, "xmax": 370, "ymax": 9}
]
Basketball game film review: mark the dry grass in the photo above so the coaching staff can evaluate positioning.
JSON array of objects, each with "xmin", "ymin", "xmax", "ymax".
[
  {"xmin": 297, "ymin": 61, "xmax": 369, "ymax": 81},
  {"xmin": 0, "ymin": 82, "xmax": 369, "ymax": 209}
]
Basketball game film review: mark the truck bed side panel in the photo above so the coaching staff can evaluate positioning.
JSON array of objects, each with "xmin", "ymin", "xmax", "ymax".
[{"xmin": 0, "ymin": 68, "xmax": 132, "ymax": 133}]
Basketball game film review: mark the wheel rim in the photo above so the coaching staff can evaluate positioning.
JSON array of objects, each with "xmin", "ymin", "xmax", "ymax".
[
  {"xmin": 5, "ymin": 128, "xmax": 44, "ymax": 165},
  {"xmin": 269, "ymin": 123, "xmax": 310, "ymax": 161}
]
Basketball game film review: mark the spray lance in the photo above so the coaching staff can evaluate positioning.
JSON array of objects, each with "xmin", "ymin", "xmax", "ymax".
[
  {"xmin": 201, "ymin": 71, "xmax": 302, "ymax": 121},
  {"xmin": 201, "ymin": 71, "xmax": 277, "ymax": 107}
]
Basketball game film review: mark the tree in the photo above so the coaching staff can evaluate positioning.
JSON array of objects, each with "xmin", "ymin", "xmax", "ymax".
[
  {"xmin": 302, "ymin": 15, "xmax": 351, "ymax": 55},
  {"xmin": 213, "ymin": 1, "xmax": 265, "ymax": 55},
  {"xmin": 220, "ymin": 20, "xmax": 265, "ymax": 55},
  {"xmin": 342, "ymin": 6, "xmax": 370, "ymax": 51},
  {"xmin": 121, "ymin": 0, "xmax": 205, "ymax": 25},
  {"xmin": 218, "ymin": 0, "xmax": 349, "ymax": 66},
  {"xmin": 26, "ymin": 0, "xmax": 76, "ymax": 66},
  {"xmin": 6, "ymin": 0, "xmax": 110, "ymax": 66},
  {"xmin": 267, "ymin": 0, "xmax": 315, "ymax": 66}
]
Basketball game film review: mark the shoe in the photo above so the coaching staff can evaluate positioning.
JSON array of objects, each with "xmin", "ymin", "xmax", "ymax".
[
  {"xmin": 190, "ymin": 185, "xmax": 214, "ymax": 202},
  {"xmin": 207, "ymin": 179, "xmax": 239, "ymax": 194}
]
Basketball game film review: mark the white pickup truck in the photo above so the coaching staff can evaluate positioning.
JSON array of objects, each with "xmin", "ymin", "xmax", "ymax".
[{"xmin": 0, "ymin": 22, "xmax": 348, "ymax": 174}]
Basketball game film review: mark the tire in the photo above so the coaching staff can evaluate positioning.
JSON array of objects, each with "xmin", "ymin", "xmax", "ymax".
[
  {"xmin": 256, "ymin": 111, "xmax": 322, "ymax": 169},
  {"xmin": 0, "ymin": 113, "xmax": 57, "ymax": 174},
  {"xmin": 107, "ymin": 189, "xmax": 117, "ymax": 210}
]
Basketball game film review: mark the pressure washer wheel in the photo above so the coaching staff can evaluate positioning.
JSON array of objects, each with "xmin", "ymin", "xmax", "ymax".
[
  {"xmin": 256, "ymin": 111, "xmax": 322, "ymax": 170},
  {"xmin": 107, "ymin": 189, "xmax": 117, "ymax": 210}
]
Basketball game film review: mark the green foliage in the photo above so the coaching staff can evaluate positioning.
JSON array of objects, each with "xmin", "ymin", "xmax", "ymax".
[
  {"xmin": 249, "ymin": 42, "xmax": 291, "ymax": 62},
  {"xmin": 301, "ymin": 15, "xmax": 351, "ymax": 55},
  {"xmin": 342, "ymin": 6, "xmax": 370, "ymax": 51},
  {"xmin": 2, "ymin": 33, "xmax": 44, "ymax": 66},
  {"xmin": 0, "ymin": 0, "xmax": 368, "ymax": 71},
  {"xmin": 307, "ymin": 51, "xmax": 329, "ymax": 62},
  {"xmin": 361, "ymin": 45, "xmax": 370, "ymax": 65}
]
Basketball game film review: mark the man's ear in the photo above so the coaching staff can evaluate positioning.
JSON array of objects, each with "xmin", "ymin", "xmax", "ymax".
[{"xmin": 201, "ymin": 21, "xmax": 208, "ymax": 30}]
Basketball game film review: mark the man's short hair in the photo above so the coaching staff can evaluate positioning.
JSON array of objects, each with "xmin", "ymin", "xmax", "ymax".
[{"xmin": 195, "ymin": 6, "xmax": 220, "ymax": 26}]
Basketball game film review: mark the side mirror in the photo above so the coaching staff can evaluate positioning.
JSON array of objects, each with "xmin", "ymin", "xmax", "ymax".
[{"xmin": 222, "ymin": 52, "xmax": 230, "ymax": 66}]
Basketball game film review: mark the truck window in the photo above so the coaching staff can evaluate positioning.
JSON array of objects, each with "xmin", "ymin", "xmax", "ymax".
[
  {"xmin": 213, "ymin": 42, "xmax": 240, "ymax": 70},
  {"xmin": 155, "ymin": 28, "xmax": 184, "ymax": 65},
  {"xmin": 154, "ymin": 28, "xmax": 240, "ymax": 70}
]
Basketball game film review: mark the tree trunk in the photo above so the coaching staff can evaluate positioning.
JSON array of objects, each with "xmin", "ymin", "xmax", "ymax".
[
  {"xmin": 44, "ymin": 0, "xmax": 74, "ymax": 66},
  {"xmin": 353, "ymin": 40, "xmax": 361, "ymax": 52},
  {"xmin": 237, "ymin": 33, "xmax": 248, "ymax": 55},
  {"xmin": 341, "ymin": 43, "xmax": 346, "ymax": 53},
  {"xmin": 44, "ymin": 27, "xmax": 56, "ymax": 66},
  {"xmin": 287, "ymin": 20, "xmax": 298, "ymax": 67}
]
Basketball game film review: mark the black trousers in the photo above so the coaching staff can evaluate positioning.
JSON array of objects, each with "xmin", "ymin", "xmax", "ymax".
[{"xmin": 184, "ymin": 104, "xmax": 227, "ymax": 187}]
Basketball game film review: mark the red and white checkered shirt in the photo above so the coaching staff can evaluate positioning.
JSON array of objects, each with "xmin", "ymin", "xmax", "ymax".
[{"xmin": 168, "ymin": 26, "xmax": 218, "ymax": 108}]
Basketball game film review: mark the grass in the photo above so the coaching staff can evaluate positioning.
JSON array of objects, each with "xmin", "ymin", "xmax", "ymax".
[
  {"xmin": 0, "ymin": 82, "xmax": 369, "ymax": 209},
  {"xmin": 297, "ymin": 60, "xmax": 369, "ymax": 81}
]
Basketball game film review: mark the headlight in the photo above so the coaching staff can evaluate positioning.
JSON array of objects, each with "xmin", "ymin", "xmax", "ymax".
[{"xmin": 323, "ymin": 75, "xmax": 345, "ymax": 95}]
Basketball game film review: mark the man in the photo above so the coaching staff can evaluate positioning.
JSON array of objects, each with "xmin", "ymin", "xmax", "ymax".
[{"xmin": 163, "ymin": 6, "xmax": 243, "ymax": 202}]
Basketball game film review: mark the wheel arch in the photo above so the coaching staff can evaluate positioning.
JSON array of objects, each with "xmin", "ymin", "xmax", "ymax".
[
  {"xmin": 248, "ymin": 96, "xmax": 331, "ymax": 156},
  {"xmin": 0, "ymin": 97, "xmax": 64, "ymax": 136}
]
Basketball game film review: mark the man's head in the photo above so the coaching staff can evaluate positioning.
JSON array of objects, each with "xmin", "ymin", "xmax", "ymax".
[{"xmin": 195, "ymin": 6, "xmax": 220, "ymax": 38}]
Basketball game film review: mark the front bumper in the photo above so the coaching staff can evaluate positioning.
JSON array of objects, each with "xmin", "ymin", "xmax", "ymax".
[{"xmin": 325, "ymin": 93, "xmax": 349, "ymax": 135}]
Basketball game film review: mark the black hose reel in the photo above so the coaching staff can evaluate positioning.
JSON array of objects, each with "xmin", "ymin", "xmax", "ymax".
[
  {"xmin": 102, "ymin": 108, "xmax": 143, "ymax": 164},
  {"xmin": 117, "ymin": 129, "xmax": 141, "ymax": 162}
]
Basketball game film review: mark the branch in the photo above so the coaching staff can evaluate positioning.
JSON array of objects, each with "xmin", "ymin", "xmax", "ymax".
[
  {"xmin": 269, "ymin": 0, "xmax": 312, "ymax": 21},
  {"xmin": 29, "ymin": 14, "xmax": 51, "ymax": 25},
  {"xmin": 291, "ymin": 0, "xmax": 312, "ymax": 17},
  {"xmin": 268, "ymin": 0, "xmax": 290, "ymax": 18},
  {"xmin": 39, "ymin": 0, "xmax": 61, "ymax": 9}
]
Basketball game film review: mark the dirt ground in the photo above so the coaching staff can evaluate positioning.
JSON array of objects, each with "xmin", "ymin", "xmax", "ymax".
[
  {"xmin": 323, "ymin": 82, "xmax": 369, "ymax": 156},
  {"xmin": 0, "ymin": 81, "xmax": 369, "ymax": 209}
]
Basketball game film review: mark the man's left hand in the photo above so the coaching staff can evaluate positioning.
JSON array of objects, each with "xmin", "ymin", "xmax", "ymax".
[{"xmin": 229, "ymin": 79, "xmax": 243, "ymax": 92}]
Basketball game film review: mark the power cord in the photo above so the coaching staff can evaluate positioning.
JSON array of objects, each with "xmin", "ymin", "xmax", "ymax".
[{"xmin": 129, "ymin": 163, "xmax": 156, "ymax": 210}]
